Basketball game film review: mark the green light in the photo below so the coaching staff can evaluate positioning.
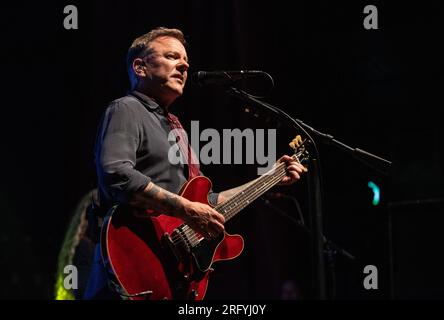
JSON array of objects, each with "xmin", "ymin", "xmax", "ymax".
[
  {"xmin": 55, "ymin": 273, "xmax": 75, "ymax": 300},
  {"xmin": 367, "ymin": 181, "xmax": 380, "ymax": 206}
]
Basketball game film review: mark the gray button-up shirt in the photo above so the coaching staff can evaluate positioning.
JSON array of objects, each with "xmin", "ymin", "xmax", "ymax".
[{"xmin": 94, "ymin": 90, "xmax": 218, "ymax": 208}]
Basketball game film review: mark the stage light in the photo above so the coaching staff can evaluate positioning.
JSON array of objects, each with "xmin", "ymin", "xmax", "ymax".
[
  {"xmin": 367, "ymin": 181, "xmax": 380, "ymax": 206},
  {"xmin": 55, "ymin": 273, "xmax": 75, "ymax": 300}
]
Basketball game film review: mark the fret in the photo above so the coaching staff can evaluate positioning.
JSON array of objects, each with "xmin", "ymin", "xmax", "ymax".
[
  {"xmin": 174, "ymin": 139, "xmax": 307, "ymax": 248},
  {"xmin": 215, "ymin": 160, "xmax": 288, "ymax": 222}
]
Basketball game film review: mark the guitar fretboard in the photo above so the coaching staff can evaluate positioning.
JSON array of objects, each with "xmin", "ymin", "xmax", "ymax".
[{"xmin": 214, "ymin": 154, "xmax": 297, "ymax": 222}]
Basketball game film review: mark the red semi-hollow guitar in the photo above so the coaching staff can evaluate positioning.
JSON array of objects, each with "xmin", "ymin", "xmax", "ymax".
[{"xmin": 100, "ymin": 136, "xmax": 308, "ymax": 300}]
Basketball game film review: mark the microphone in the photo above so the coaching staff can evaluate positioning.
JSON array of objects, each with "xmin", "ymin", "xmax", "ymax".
[{"xmin": 191, "ymin": 70, "xmax": 263, "ymax": 86}]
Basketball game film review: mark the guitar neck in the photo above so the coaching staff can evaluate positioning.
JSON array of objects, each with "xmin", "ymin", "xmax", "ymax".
[{"xmin": 214, "ymin": 155, "xmax": 296, "ymax": 222}]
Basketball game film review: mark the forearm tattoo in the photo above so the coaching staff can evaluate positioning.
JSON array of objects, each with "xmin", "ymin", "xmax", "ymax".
[
  {"xmin": 164, "ymin": 192, "xmax": 181, "ymax": 212},
  {"xmin": 143, "ymin": 183, "xmax": 182, "ymax": 214}
]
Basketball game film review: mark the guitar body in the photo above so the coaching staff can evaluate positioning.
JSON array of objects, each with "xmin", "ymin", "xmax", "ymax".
[{"xmin": 100, "ymin": 176, "xmax": 244, "ymax": 300}]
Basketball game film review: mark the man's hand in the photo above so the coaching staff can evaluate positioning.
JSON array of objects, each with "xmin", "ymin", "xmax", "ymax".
[
  {"xmin": 277, "ymin": 155, "xmax": 308, "ymax": 186},
  {"xmin": 178, "ymin": 200, "xmax": 225, "ymax": 240},
  {"xmin": 131, "ymin": 182, "xmax": 224, "ymax": 240}
]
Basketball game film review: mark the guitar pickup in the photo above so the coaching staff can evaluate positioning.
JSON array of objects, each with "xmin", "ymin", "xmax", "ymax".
[{"xmin": 162, "ymin": 232, "xmax": 185, "ymax": 263}]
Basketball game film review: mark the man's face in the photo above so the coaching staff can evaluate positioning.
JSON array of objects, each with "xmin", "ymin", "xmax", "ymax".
[{"xmin": 142, "ymin": 36, "xmax": 189, "ymax": 105}]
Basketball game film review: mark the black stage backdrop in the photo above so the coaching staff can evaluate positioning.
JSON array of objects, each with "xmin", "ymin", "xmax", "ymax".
[{"xmin": 1, "ymin": 0, "xmax": 443, "ymax": 300}]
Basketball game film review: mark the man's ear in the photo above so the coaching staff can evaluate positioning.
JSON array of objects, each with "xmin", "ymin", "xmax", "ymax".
[{"xmin": 132, "ymin": 58, "xmax": 146, "ymax": 77}]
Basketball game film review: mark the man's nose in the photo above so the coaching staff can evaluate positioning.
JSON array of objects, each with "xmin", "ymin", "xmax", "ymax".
[{"xmin": 177, "ymin": 59, "xmax": 189, "ymax": 73}]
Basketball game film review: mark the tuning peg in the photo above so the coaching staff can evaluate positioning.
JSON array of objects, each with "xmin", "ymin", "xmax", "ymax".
[{"xmin": 289, "ymin": 135, "xmax": 303, "ymax": 150}]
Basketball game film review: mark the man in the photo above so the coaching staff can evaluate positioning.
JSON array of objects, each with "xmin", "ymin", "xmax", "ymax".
[{"xmin": 85, "ymin": 27, "xmax": 307, "ymax": 299}]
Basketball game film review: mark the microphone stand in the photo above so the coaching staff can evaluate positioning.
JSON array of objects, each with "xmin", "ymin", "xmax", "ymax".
[
  {"xmin": 261, "ymin": 196, "xmax": 355, "ymax": 299},
  {"xmin": 293, "ymin": 120, "xmax": 392, "ymax": 175},
  {"xmin": 225, "ymin": 86, "xmax": 391, "ymax": 300}
]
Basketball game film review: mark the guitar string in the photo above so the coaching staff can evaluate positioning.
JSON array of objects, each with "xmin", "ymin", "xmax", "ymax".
[
  {"xmin": 172, "ymin": 153, "xmax": 302, "ymax": 247},
  {"xmin": 226, "ymin": 170, "xmax": 286, "ymax": 221},
  {"xmin": 221, "ymin": 164, "xmax": 288, "ymax": 221},
  {"xmin": 170, "ymin": 163, "xmax": 284, "ymax": 246},
  {"xmin": 220, "ymin": 165, "xmax": 287, "ymax": 220},
  {"xmin": 208, "ymin": 154, "xmax": 297, "ymax": 222},
  {"xmin": 173, "ymin": 162, "xmax": 289, "ymax": 247},
  {"xmin": 171, "ymin": 154, "xmax": 300, "ymax": 247},
  {"xmin": 184, "ymin": 167, "xmax": 288, "ymax": 246},
  {"xmin": 171, "ymin": 157, "xmax": 289, "ymax": 245}
]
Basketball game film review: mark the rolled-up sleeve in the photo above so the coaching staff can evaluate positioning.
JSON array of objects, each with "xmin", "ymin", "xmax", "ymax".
[
  {"xmin": 95, "ymin": 101, "xmax": 150, "ymax": 204},
  {"xmin": 208, "ymin": 192, "xmax": 220, "ymax": 207}
]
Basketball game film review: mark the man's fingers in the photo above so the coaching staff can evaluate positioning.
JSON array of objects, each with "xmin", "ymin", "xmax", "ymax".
[
  {"xmin": 200, "ymin": 207, "xmax": 225, "ymax": 239},
  {"xmin": 287, "ymin": 164, "xmax": 305, "ymax": 174},
  {"xmin": 278, "ymin": 155, "xmax": 292, "ymax": 163},
  {"xmin": 282, "ymin": 172, "xmax": 300, "ymax": 184},
  {"xmin": 202, "ymin": 221, "xmax": 224, "ymax": 240},
  {"xmin": 210, "ymin": 220, "xmax": 225, "ymax": 235},
  {"xmin": 212, "ymin": 211, "xmax": 225, "ymax": 224},
  {"xmin": 297, "ymin": 163, "xmax": 308, "ymax": 172},
  {"xmin": 291, "ymin": 171, "xmax": 300, "ymax": 180}
]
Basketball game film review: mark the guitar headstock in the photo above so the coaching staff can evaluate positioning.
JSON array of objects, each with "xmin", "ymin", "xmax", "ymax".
[{"xmin": 289, "ymin": 135, "xmax": 310, "ymax": 165}]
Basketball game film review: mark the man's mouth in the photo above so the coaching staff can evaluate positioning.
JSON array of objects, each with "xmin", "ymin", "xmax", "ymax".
[{"xmin": 172, "ymin": 75, "xmax": 184, "ymax": 83}]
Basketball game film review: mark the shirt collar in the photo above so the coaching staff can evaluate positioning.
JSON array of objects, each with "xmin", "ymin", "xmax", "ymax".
[{"xmin": 129, "ymin": 90, "xmax": 166, "ymax": 115}]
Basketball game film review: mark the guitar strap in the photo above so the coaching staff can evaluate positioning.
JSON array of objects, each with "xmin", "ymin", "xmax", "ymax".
[{"xmin": 166, "ymin": 112, "xmax": 200, "ymax": 180}]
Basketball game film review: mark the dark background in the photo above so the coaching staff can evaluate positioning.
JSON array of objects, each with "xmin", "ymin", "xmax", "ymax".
[{"xmin": 1, "ymin": 0, "xmax": 443, "ymax": 299}]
